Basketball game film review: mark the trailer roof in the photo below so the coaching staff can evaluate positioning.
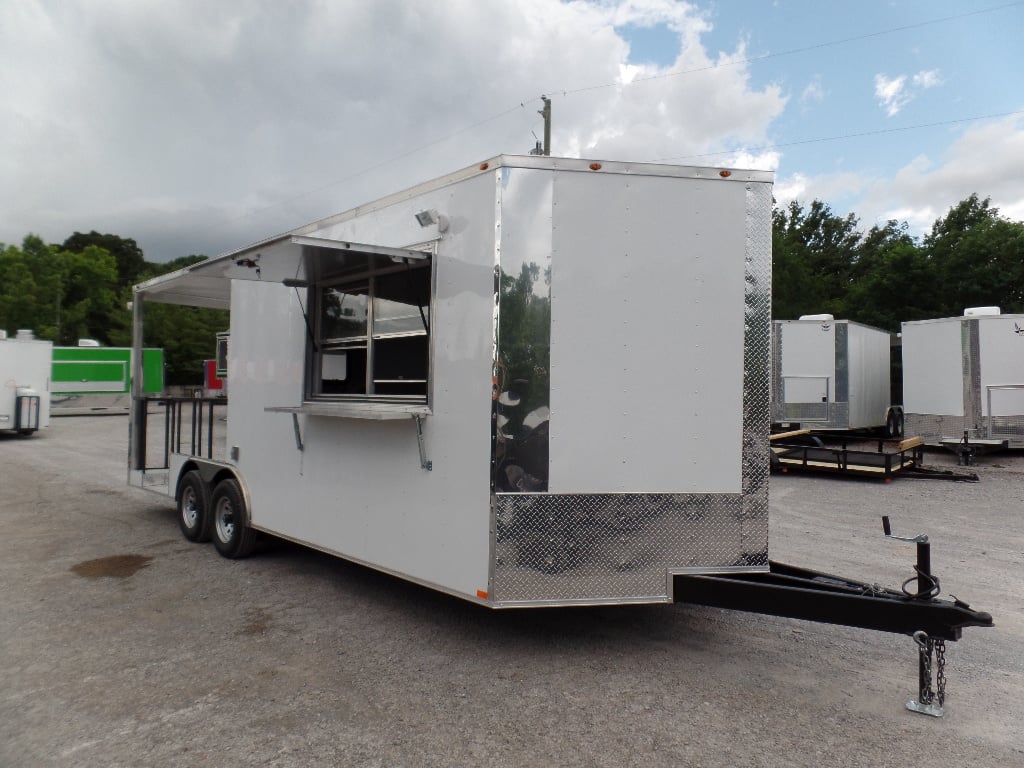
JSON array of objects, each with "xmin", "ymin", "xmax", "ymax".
[{"xmin": 135, "ymin": 153, "xmax": 774, "ymax": 310}]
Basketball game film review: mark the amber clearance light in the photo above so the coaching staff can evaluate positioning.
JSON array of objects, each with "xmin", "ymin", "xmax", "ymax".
[
  {"xmin": 719, "ymin": 170, "xmax": 732, "ymax": 178},
  {"xmin": 589, "ymin": 163, "xmax": 602, "ymax": 171}
]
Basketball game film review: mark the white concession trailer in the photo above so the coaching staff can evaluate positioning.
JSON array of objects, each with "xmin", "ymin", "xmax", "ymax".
[
  {"xmin": 771, "ymin": 316, "xmax": 899, "ymax": 434},
  {"xmin": 126, "ymin": 155, "xmax": 994, "ymax": 710},
  {"xmin": 902, "ymin": 308, "xmax": 1024, "ymax": 448},
  {"xmin": 0, "ymin": 330, "xmax": 51, "ymax": 435},
  {"xmin": 128, "ymin": 155, "xmax": 774, "ymax": 606}
]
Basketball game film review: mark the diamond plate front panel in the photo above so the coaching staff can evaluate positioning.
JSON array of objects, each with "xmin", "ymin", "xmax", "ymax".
[
  {"xmin": 988, "ymin": 415, "xmax": 1024, "ymax": 442},
  {"xmin": 905, "ymin": 413, "xmax": 967, "ymax": 444},
  {"xmin": 741, "ymin": 182, "xmax": 771, "ymax": 564},
  {"xmin": 784, "ymin": 402, "xmax": 829, "ymax": 421},
  {"xmin": 492, "ymin": 493, "xmax": 750, "ymax": 603}
]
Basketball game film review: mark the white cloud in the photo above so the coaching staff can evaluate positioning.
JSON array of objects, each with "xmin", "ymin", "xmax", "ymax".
[
  {"xmin": 800, "ymin": 77, "xmax": 825, "ymax": 109},
  {"xmin": 0, "ymin": 0, "xmax": 787, "ymax": 260},
  {"xmin": 874, "ymin": 69, "xmax": 943, "ymax": 117},
  {"xmin": 863, "ymin": 114, "xmax": 1024, "ymax": 230},
  {"xmin": 772, "ymin": 170, "xmax": 871, "ymax": 211},
  {"xmin": 912, "ymin": 69, "xmax": 943, "ymax": 89},
  {"xmin": 783, "ymin": 115, "xmax": 1024, "ymax": 234},
  {"xmin": 874, "ymin": 74, "xmax": 909, "ymax": 116}
]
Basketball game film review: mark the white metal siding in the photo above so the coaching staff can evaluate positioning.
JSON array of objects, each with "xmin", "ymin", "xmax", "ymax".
[
  {"xmin": 0, "ymin": 339, "xmax": 52, "ymax": 429},
  {"xmin": 901, "ymin": 320, "xmax": 964, "ymax": 415},
  {"xmin": 847, "ymin": 322, "xmax": 891, "ymax": 429},
  {"xmin": 978, "ymin": 316, "xmax": 1024, "ymax": 416},
  {"xmin": 779, "ymin": 321, "xmax": 835, "ymax": 405},
  {"xmin": 228, "ymin": 174, "xmax": 497, "ymax": 600},
  {"xmin": 547, "ymin": 172, "xmax": 747, "ymax": 494}
]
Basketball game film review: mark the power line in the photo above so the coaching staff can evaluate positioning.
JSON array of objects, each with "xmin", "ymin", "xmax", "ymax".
[{"xmin": 654, "ymin": 109, "xmax": 1024, "ymax": 164}]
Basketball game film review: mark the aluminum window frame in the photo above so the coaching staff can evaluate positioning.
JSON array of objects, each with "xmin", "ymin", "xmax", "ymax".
[{"xmin": 306, "ymin": 256, "xmax": 434, "ymax": 404}]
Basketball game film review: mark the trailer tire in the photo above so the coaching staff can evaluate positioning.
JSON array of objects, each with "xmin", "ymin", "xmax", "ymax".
[
  {"xmin": 211, "ymin": 478, "xmax": 257, "ymax": 559},
  {"xmin": 896, "ymin": 413, "xmax": 905, "ymax": 439},
  {"xmin": 176, "ymin": 470, "xmax": 211, "ymax": 542},
  {"xmin": 885, "ymin": 412, "xmax": 897, "ymax": 439}
]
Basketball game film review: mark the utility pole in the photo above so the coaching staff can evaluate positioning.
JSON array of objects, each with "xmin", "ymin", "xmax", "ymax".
[{"xmin": 540, "ymin": 95, "xmax": 551, "ymax": 156}]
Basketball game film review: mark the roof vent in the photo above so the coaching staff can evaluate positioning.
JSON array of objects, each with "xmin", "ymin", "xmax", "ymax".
[
  {"xmin": 798, "ymin": 314, "xmax": 835, "ymax": 322},
  {"xmin": 78, "ymin": 338, "xmax": 101, "ymax": 347},
  {"xmin": 15, "ymin": 329, "xmax": 35, "ymax": 340},
  {"xmin": 963, "ymin": 306, "xmax": 1000, "ymax": 316},
  {"xmin": 0, "ymin": 330, "xmax": 7, "ymax": 340}
]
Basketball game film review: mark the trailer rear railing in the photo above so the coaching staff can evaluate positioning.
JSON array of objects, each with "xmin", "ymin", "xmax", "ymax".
[{"xmin": 132, "ymin": 396, "xmax": 228, "ymax": 471}]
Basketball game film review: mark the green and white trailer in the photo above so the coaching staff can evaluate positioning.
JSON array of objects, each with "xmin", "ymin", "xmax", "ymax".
[{"xmin": 51, "ymin": 346, "xmax": 164, "ymax": 413}]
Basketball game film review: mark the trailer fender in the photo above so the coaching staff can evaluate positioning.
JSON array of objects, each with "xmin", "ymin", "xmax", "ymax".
[
  {"xmin": 885, "ymin": 406, "xmax": 905, "ymax": 439},
  {"xmin": 174, "ymin": 460, "xmax": 253, "ymax": 517}
]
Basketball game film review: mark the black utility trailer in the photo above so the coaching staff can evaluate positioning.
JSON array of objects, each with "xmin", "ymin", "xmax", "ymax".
[{"xmin": 770, "ymin": 430, "xmax": 978, "ymax": 482}]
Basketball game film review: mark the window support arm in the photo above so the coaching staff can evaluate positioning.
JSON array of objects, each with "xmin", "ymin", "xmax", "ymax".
[{"xmin": 413, "ymin": 415, "xmax": 432, "ymax": 471}]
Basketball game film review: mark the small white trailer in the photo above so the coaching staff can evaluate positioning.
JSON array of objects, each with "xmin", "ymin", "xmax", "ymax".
[
  {"xmin": 126, "ymin": 155, "xmax": 991, "ymax": 711},
  {"xmin": 0, "ymin": 330, "xmax": 52, "ymax": 435},
  {"xmin": 903, "ymin": 308, "xmax": 1024, "ymax": 450},
  {"xmin": 772, "ymin": 316, "xmax": 901, "ymax": 435}
]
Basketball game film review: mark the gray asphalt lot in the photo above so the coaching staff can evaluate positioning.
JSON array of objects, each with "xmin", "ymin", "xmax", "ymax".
[{"xmin": 1, "ymin": 415, "xmax": 1021, "ymax": 767}]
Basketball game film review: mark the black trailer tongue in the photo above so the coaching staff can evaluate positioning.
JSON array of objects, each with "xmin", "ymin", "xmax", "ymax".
[{"xmin": 673, "ymin": 516, "xmax": 993, "ymax": 717}]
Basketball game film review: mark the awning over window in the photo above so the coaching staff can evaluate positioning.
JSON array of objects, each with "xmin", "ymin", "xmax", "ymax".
[{"xmin": 133, "ymin": 235, "xmax": 431, "ymax": 310}]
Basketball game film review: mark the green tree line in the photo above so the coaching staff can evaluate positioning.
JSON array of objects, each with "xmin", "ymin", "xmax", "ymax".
[
  {"xmin": 0, "ymin": 231, "xmax": 226, "ymax": 385},
  {"xmin": 2, "ymin": 194, "xmax": 1022, "ymax": 383},
  {"xmin": 774, "ymin": 193, "xmax": 1024, "ymax": 328}
]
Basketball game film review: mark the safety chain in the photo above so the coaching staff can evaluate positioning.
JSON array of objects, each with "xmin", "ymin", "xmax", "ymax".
[{"xmin": 935, "ymin": 639, "xmax": 947, "ymax": 707}]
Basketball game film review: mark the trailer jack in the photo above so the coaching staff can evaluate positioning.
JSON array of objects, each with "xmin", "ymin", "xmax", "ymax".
[{"xmin": 673, "ymin": 517, "xmax": 993, "ymax": 716}]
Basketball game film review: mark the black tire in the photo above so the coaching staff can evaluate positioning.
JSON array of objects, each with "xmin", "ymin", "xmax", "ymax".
[
  {"xmin": 210, "ymin": 478, "xmax": 258, "ymax": 559},
  {"xmin": 896, "ymin": 413, "xmax": 905, "ymax": 439},
  {"xmin": 885, "ymin": 413, "xmax": 897, "ymax": 439},
  {"xmin": 177, "ymin": 470, "xmax": 211, "ymax": 542}
]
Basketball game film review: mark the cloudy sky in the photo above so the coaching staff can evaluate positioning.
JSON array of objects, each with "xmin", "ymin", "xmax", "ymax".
[{"xmin": 1, "ymin": 0, "xmax": 1022, "ymax": 262}]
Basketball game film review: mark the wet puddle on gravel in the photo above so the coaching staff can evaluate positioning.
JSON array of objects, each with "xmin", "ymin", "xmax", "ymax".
[{"xmin": 71, "ymin": 554, "xmax": 153, "ymax": 579}]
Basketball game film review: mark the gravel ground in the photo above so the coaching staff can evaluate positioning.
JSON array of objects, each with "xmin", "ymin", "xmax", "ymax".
[{"xmin": 1, "ymin": 416, "xmax": 1021, "ymax": 767}]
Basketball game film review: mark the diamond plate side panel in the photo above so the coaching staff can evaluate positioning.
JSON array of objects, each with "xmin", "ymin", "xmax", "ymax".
[
  {"xmin": 771, "ymin": 322, "xmax": 784, "ymax": 422},
  {"xmin": 741, "ymin": 182, "xmax": 771, "ymax": 566},
  {"xmin": 834, "ymin": 323, "xmax": 849, "ymax": 403},
  {"xmin": 987, "ymin": 415, "xmax": 1024, "ymax": 443},
  {"xmin": 905, "ymin": 413, "xmax": 968, "ymax": 444},
  {"xmin": 963, "ymin": 319, "xmax": 982, "ymax": 430},
  {"xmin": 783, "ymin": 402, "xmax": 829, "ymax": 421},
  {"xmin": 493, "ymin": 493, "xmax": 745, "ymax": 603}
]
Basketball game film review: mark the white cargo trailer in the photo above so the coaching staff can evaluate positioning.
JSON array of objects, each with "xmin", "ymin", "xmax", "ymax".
[
  {"xmin": 903, "ymin": 309, "xmax": 1024, "ymax": 448},
  {"xmin": 772, "ymin": 316, "xmax": 900, "ymax": 434},
  {"xmin": 128, "ymin": 155, "xmax": 774, "ymax": 606},
  {"xmin": 0, "ymin": 330, "xmax": 52, "ymax": 435}
]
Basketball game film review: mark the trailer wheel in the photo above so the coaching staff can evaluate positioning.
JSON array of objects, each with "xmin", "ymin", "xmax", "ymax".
[
  {"xmin": 885, "ymin": 412, "xmax": 897, "ymax": 439},
  {"xmin": 176, "ymin": 470, "xmax": 211, "ymax": 542},
  {"xmin": 211, "ymin": 478, "xmax": 257, "ymax": 559},
  {"xmin": 896, "ymin": 413, "xmax": 905, "ymax": 439}
]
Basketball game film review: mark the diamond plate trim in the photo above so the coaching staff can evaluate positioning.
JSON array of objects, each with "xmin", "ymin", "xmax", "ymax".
[
  {"xmin": 905, "ymin": 413, "xmax": 967, "ymax": 445},
  {"xmin": 741, "ymin": 182, "xmax": 771, "ymax": 565},
  {"xmin": 493, "ymin": 493, "xmax": 747, "ymax": 603}
]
